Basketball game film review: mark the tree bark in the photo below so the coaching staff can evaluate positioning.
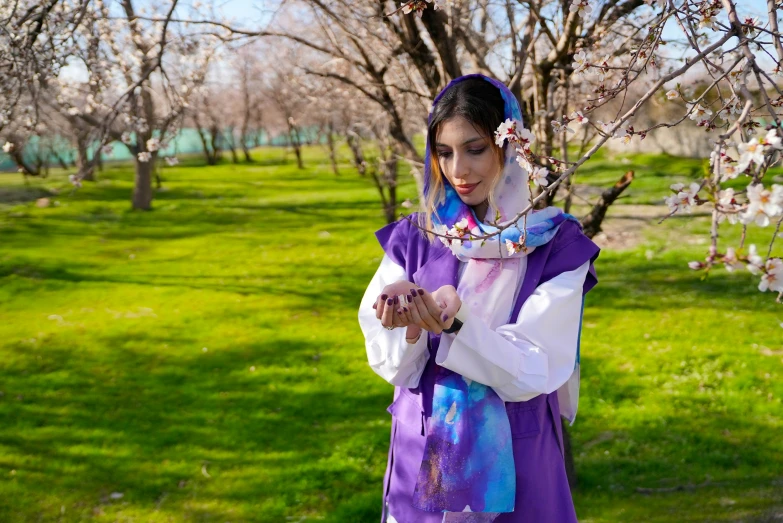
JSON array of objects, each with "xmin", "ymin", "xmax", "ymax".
[
  {"xmin": 132, "ymin": 154, "xmax": 155, "ymax": 210},
  {"xmin": 76, "ymin": 134, "xmax": 95, "ymax": 181},
  {"xmin": 288, "ymin": 121, "xmax": 304, "ymax": 169},
  {"xmin": 326, "ymin": 121, "xmax": 338, "ymax": 175},
  {"xmin": 581, "ymin": 171, "xmax": 635, "ymax": 238},
  {"xmin": 346, "ymin": 130, "xmax": 366, "ymax": 176}
]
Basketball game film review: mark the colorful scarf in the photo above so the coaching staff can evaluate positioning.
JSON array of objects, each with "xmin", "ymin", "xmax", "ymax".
[{"xmin": 412, "ymin": 74, "xmax": 578, "ymax": 521}]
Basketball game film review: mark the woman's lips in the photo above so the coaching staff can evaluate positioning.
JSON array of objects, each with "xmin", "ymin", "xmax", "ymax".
[{"xmin": 455, "ymin": 182, "xmax": 479, "ymax": 195}]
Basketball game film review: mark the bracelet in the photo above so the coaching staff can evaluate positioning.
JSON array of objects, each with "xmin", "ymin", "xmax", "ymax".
[
  {"xmin": 405, "ymin": 332, "xmax": 422, "ymax": 344},
  {"xmin": 442, "ymin": 317, "xmax": 463, "ymax": 334}
]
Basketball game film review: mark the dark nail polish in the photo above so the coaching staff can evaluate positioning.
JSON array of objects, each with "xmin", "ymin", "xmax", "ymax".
[
  {"xmin": 387, "ymin": 298, "xmax": 393, "ymax": 305},
  {"xmin": 441, "ymin": 313, "xmax": 448, "ymax": 321},
  {"xmin": 372, "ymin": 303, "xmax": 377, "ymax": 309},
  {"xmin": 394, "ymin": 296, "xmax": 399, "ymax": 304},
  {"xmin": 397, "ymin": 308, "xmax": 403, "ymax": 314},
  {"xmin": 403, "ymin": 307, "xmax": 408, "ymax": 312},
  {"xmin": 407, "ymin": 294, "xmax": 413, "ymax": 301},
  {"xmin": 417, "ymin": 289, "xmax": 425, "ymax": 296},
  {"xmin": 381, "ymin": 294, "xmax": 388, "ymax": 300},
  {"xmin": 410, "ymin": 288, "xmax": 417, "ymax": 295}
]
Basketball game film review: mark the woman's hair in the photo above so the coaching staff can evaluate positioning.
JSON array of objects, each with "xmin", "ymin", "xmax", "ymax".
[{"xmin": 422, "ymin": 78, "xmax": 506, "ymax": 238}]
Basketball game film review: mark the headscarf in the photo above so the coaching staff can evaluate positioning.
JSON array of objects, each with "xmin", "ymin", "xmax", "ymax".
[{"xmin": 411, "ymin": 74, "xmax": 577, "ymax": 521}]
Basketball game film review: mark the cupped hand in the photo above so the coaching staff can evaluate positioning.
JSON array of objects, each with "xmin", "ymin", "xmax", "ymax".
[
  {"xmin": 407, "ymin": 285, "xmax": 462, "ymax": 335},
  {"xmin": 374, "ymin": 281, "xmax": 423, "ymax": 340}
]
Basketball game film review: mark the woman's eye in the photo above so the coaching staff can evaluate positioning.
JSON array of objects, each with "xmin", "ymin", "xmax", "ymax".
[
  {"xmin": 437, "ymin": 151, "xmax": 452, "ymax": 159},
  {"xmin": 468, "ymin": 147, "xmax": 486, "ymax": 155}
]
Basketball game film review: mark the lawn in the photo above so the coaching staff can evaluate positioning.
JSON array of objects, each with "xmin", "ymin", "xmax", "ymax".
[{"xmin": 0, "ymin": 145, "xmax": 781, "ymax": 522}]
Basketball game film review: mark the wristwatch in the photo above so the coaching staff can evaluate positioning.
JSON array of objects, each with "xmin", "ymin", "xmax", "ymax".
[
  {"xmin": 442, "ymin": 317, "xmax": 463, "ymax": 334},
  {"xmin": 442, "ymin": 305, "xmax": 468, "ymax": 334}
]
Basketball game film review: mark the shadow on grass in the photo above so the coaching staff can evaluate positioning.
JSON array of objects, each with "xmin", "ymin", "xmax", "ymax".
[{"xmin": 0, "ymin": 331, "xmax": 390, "ymax": 521}]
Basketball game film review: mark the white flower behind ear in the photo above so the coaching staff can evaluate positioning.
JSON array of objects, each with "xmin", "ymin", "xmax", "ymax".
[{"xmin": 494, "ymin": 119, "xmax": 517, "ymax": 147}]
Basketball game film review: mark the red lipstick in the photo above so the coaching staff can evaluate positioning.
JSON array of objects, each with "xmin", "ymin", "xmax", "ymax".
[{"xmin": 455, "ymin": 182, "xmax": 479, "ymax": 195}]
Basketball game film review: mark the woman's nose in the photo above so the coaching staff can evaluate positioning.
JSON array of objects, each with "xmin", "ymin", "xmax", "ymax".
[{"xmin": 451, "ymin": 154, "xmax": 470, "ymax": 180}]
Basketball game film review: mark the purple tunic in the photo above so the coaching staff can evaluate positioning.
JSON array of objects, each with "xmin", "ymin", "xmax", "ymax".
[{"xmin": 374, "ymin": 214, "xmax": 600, "ymax": 523}]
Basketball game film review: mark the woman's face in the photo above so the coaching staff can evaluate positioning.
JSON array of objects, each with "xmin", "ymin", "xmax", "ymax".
[{"xmin": 435, "ymin": 116, "xmax": 501, "ymax": 210}]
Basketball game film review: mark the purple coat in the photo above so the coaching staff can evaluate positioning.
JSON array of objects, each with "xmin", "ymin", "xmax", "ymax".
[{"xmin": 374, "ymin": 214, "xmax": 600, "ymax": 523}]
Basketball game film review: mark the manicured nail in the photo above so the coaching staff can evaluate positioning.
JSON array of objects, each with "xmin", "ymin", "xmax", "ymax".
[
  {"xmin": 407, "ymin": 294, "xmax": 413, "ymax": 301},
  {"xmin": 372, "ymin": 303, "xmax": 377, "ymax": 309},
  {"xmin": 403, "ymin": 307, "xmax": 408, "ymax": 312},
  {"xmin": 386, "ymin": 298, "xmax": 393, "ymax": 305},
  {"xmin": 410, "ymin": 288, "xmax": 417, "ymax": 295},
  {"xmin": 441, "ymin": 313, "xmax": 448, "ymax": 321},
  {"xmin": 417, "ymin": 289, "xmax": 425, "ymax": 296},
  {"xmin": 397, "ymin": 308, "xmax": 403, "ymax": 314},
  {"xmin": 381, "ymin": 294, "xmax": 388, "ymax": 300},
  {"xmin": 394, "ymin": 296, "xmax": 399, "ymax": 304}
]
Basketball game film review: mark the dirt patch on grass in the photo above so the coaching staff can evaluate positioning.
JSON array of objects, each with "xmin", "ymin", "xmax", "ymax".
[
  {"xmin": 583, "ymin": 204, "xmax": 709, "ymax": 251},
  {"xmin": 0, "ymin": 186, "xmax": 56, "ymax": 205}
]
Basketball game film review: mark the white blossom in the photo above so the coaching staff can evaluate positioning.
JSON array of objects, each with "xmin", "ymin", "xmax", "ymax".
[
  {"xmin": 665, "ymin": 182, "xmax": 700, "ymax": 214},
  {"xmin": 2, "ymin": 142, "xmax": 13, "ymax": 153},
  {"xmin": 137, "ymin": 151, "xmax": 152, "ymax": 162},
  {"xmin": 530, "ymin": 166, "xmax": 550, "ymax": 187},
  {"xmin": 572, "ymin": 50, "xmax": 589, "ymax": 77},
  {"xmin": 740, "ymin": 183, "xmax": 783, "ymax": 227},
  {"xmin": 759, "ymin": 258, "xmax": 783, "ymax": 293},
  {"xmin": 747, "ymin": 244, "xmax": 764, "ymax": 275},
  {"xmin": 688, "ymin": 102, "xmax": 713, "ymax": 121},
  {"xmin": 569, "ymin": 111, "xmax": 589, "ymax": 126},
  {"xmin": 723, "ymin": 247, "xmax": 743, "ymax": 272},
  {"xmin": 666, "ymin": 90, "xmax": 679, "ymax": 100},
  {"xmin": 569, "ymin": 0, "xmax": 592, "ymax": 18},
  {"xmin": 736, "ymin": 139, "xmax": 767, "ymax": 172},
  {"xmin": 146, "ymin": 137, "xmax": 161, "ymax": 152}
]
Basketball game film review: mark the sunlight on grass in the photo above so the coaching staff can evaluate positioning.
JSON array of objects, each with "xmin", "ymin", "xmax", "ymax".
[{"xmin": 0, "ymin": 146, "xmax": 781, "ymax": 522}]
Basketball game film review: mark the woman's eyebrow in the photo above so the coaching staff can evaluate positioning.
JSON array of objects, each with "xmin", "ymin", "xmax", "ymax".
[{"xmin": 435, "ymin": 136, "xmax": 485, "ymax": 148}]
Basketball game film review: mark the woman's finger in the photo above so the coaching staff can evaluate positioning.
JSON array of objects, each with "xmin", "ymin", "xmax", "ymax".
[
  {"xmin": 381, "ymin": 295, "xmax": 394, "ymax": 328},
  {"xmin": 420, "ymin": 291, "xmax": 449, "ymax": 328},
  {"xmin": 407, "ymin": 293, "xmax": 426, "ymax": 329},
  {"xmin": 400, "ymin": 294, "xmax": 415, "ymax": 327},
  {"xmin": 411, "ymin": 290, "xmax": 442, "ymax": 333},
  {"xmin": 376, "ymin": 293, "xmax": 388, "ymax": 320}
]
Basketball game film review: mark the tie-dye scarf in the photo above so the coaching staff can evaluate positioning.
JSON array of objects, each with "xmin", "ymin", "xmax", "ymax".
[{"xmin": 412, "ymin": 75, "xmax": 577, "ymax": 522}]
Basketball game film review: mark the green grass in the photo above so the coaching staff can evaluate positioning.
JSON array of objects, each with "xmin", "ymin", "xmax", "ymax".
[{"xmin": 0, "ymin": 146, "xmax": 781, "ymax": 522}]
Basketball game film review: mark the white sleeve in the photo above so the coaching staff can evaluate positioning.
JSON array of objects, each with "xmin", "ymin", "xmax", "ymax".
[
  {"xmin": 435, "ymin": 260, "xmax": 590, "ymax": 403},
  {"xmin": 358, "ymin": 254, "xmax": 430, "ymax": 388}
]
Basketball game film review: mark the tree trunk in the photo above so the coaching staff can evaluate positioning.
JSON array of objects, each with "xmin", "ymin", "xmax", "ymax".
[
  {"xmin": 10, "ymin": 149, "xmax": 40, "ymax": 177},
  {"xmin": 132, "ymin": 155, "xmax": 155, "ymax": 210},
  {"xmin": 326, "ymin": 121, "xmax": 338, "ymax": 175},
  {"xmin": 209, "ymin": 124, "xmax": 222, "ymax": 164},
  {"xmin": 384, "ymin": 155, "xmax": 398, "ymax": 223},
  {"xmin": 196, "ymin": 127, "xmax": 215, "ymax": 165},
  {"xmin": 347, "ymin": 131, "xmax": 366, "ymax": 176},
  {"xmin": 77, "ymin": 134, "xmax": 95, "ymax": 181},
  {"xmin": 581, "ymin": 171, "xmax": 635, "ymax": 238},
  {"xmin": 289, "ymin": 123, "xmax": 304, "ymax": 169},
  {"xmin": 55, "ymin": 151, "xmax": 70, "ymax": 170},
  {"xmin": 226, "ymin": 126, "xmax": 239, "ymax": 164}
]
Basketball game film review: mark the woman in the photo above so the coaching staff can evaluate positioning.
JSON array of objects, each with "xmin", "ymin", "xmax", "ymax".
[{"xmin": 358, "ymin": 74, "xmax": 600, "ymax": 523}]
